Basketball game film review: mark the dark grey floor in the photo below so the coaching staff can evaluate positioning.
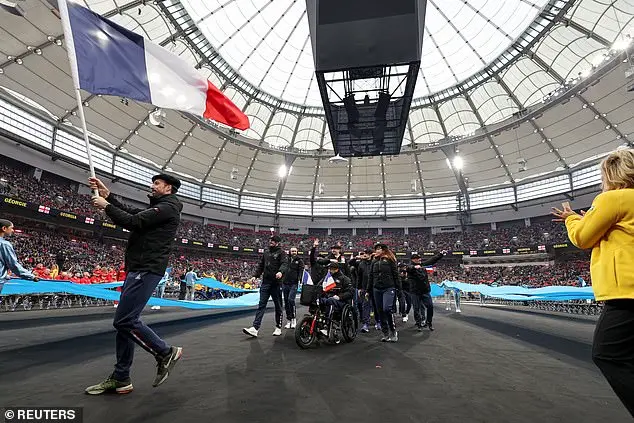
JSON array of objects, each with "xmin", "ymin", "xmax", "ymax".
[{"xmin": 1, "ymin": 303, "xmax": 631, "ymax": 423}]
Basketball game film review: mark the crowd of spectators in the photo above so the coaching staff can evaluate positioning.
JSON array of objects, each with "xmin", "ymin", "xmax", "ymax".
[
  {"xmin": 0, "ymin": 162, "xmax": 104, "ymax": 220},
  {"xmin": 435, "ymin": 260, "xmax": 591, "ymax": 287},
  {"xmin": 0, "ymin": 155, "xmax": 574, "ymax": 254}
]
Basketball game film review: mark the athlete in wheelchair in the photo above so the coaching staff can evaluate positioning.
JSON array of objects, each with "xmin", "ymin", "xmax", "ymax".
[{"xmin": 295, "ymin": 261, "xmax": 357, "ymax": 348}]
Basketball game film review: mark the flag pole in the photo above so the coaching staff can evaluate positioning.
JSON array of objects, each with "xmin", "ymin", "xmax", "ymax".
[{"xmin": 58, "ymin": 0, "xmax": 99, "ymax": 197}]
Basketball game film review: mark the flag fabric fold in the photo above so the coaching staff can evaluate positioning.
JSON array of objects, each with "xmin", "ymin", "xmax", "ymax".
[
  {"xmin": 302, "ymin": 269, "xmax": 313, "ymax": 286},
  {"xmin": 323, "ymin": 271, "xmax": 335, "ymax": 292},
  {"xmin": 60, "ymin": 0, "xmax": 249, "ymax": 130}
]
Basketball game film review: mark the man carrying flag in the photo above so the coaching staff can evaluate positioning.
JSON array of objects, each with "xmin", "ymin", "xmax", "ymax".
[{"xmin": 319, "ymin": 262, "xmax": 353, "ymax": 337}]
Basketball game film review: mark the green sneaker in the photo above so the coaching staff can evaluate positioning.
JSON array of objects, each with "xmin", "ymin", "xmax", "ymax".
[{"xmin": 85, "ymin": 374, "xmax": 133, "ymax": 395}]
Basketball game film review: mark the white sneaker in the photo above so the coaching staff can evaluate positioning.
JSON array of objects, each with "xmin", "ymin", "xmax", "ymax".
[
  {"xmin": 273, "ymin": 327, "xmax": 282, "ymax": 336},
  {"xmin": 402, "ymin": 316, "xmax": 409, "ymax": 323},
  {"xmin": 155, "ymin": 305, "xmax": 160, "ymax": 310},
  {"xmin": 456, "ymin": 308, "xmax": 462, "ymax": 313},
  {"xmin": 284, "ymin": 321, "xmax": 291, "ymax": 329},
  {"xmin": 320, "ymin": 329, "xmax": 329, "ymax": 337},
  {"xmin": 151, "ymin": 305, "xmax": 159, "ymax": 310},
  {"xmin": 242, "ymin": 327, "xmax": 258, "ymax": 338},
  {"xmin": 290, "ymin": 318, "xmax": 296, "ymax": 329},
  {"xmin": 114, "ymin": 304, "xmax": 118, "ymax": 308}
]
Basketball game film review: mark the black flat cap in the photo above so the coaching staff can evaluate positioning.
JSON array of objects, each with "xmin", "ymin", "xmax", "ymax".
[
  {"xmin": 152, "ymin": 173, "xmax": 181, "ymax": 192},
  {"xmin": 411, "ymin": 254, "xmax": 421, "ymax": 260},
  {"xmin": 270, "ymin": 235, "xmax": 282, "ymax": 243}
]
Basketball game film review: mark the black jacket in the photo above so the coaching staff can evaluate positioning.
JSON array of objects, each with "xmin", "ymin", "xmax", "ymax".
[
  {"xmin": 326, "ymin": 271, "xmax": 354, "ymax": 302},
  {"xmin": 327, "ymin": 253, "xmax": 350, "ymax": 278},
  {"xmin": 309, "ymin": 246, "xmax": 328, "ymax": 284},
  {"xmin": 254, "ymin": 246, "xmax": 289, "ymax": 283},
  {"xmin": 349, "ymin": 257, "xmax": 371, "ymax": 290},
  {"xmin": 399, "ymin": 274, "xmax": 409, "ymax": 292},
  {"xmin": 284, "ymin": 255, "xmax": 304, "ymax": 285},
  {"xmin": 105, "ymin": 193, "xmax": 182, "ymax": 275},
  {"xmin": 407, "ymin": 253, "xmax": 444, "ymax": 295},
  {"xmin": 368, "ymin": 257, "xmax": 399, "ymax": 291}
]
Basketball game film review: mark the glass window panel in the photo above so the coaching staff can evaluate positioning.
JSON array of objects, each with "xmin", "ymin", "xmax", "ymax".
[
  {"xmin": 349, "ymin": 201, "xmax": 384, "ymax": 217},
  {"xmin": 426, "ymin": 196, "xmax": 458, "ymax": 214},
  {"xmin": 181, "ymin": 0, "xmax": 547, "ymax": 106},
  {"xmin": 114, "ymin": 156, "xmax": 157, "ymax": 185},
  {"xmin": 178, "ymin": 180, "xmax": 201, "ymax": 200},
  {"xmin": 572, "ymin": 165, "xmax": 601, "ymax": 189},
  {"xmin": 0, "ymin": 98, "xmax": 53, "ymax": 148},
  {"xmin": 202, "ymin": 187, "xmax": 239, "ymax": 207},
  {"xmin": 240, "ymin": 195, "xmax": 275, "ymax": 213},
  {"xmin": 386, "ymin": 199, "xmax": 425, "ymax": 216},
  {"xmin": 516, "ymin": 174, "xmax": 570, "ymax": 202},
  {"xmin": 54, "ymin": 131, "xmax": 112, "ymax": 172},
  {"xmin": 279, "ymin": 200, "xmax": 311, "ymax": 216},
  {"xmin": 469, "ymin": 187, "xmax": 515, "ymax": 210},
  {"xmin": 313, "ymin": 201, "xmax": 347, "ymax": 216}
]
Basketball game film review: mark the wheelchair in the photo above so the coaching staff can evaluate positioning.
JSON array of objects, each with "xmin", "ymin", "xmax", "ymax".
[{"xmin": 295, "ymin": 284, "xmax": 357, "ymax": 349}]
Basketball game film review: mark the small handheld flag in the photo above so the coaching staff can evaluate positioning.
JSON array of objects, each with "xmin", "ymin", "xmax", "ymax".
[
  {"xmin": 323, "ymin": 271, "xmax": 336, "ymax": 292},
  {"xmin": 302, "ymin": 270, "xmax": 313, "ymax": 286}
]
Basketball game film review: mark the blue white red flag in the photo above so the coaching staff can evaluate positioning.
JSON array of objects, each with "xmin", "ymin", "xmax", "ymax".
[
  {"xmin": 323, "ymin": 271, "xmax": 336, "ymax": 292},
  {"xmin": 58, "ymin": 0, "xmax": 249, "ymax": 130},
  {"xmin": 302, "ymin": 269, "xmax": 313, "ymax": 286}
]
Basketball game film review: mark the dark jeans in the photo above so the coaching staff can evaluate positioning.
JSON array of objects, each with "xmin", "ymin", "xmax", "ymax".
[
  {"xmin": 323, "ymin": 296, "xmax": 346, "ymax": 320},
  {"xmin": 282, "ymin": 284, "xmax": 298, "ymax": 320},
  {"xmin": 592, "ymin": 300, "xmax": 634, "ymax": 418},
  {"xmin": 252, "ymin": 281, "xmax": 283, "ymax": 330},
  {"xmin": 412, "ymin": 292, "xmax": 434, "ymax": 325},
  {"xmin": 373, "ymin": 287, "xmax": 396, "ymax": 335},
  {"xmin": 113, "ymin": 271, "xmax": 170, "ymax": 380},
  {"xmin": 357, "ymin": 289, "xmax": 371, "ymax": 325},
  {"xmin": 369, "ymin": 290, "xmax": 380, "ymax": 325},
  {"xmin": 398, "ymin": 290, "xmax": 412, "ymax": 316}
]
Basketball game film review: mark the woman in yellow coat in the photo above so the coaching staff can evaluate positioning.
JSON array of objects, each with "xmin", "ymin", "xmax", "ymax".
[{"xmin": 552, "ymin": 149, "xmax": 634, "ymax": 418}]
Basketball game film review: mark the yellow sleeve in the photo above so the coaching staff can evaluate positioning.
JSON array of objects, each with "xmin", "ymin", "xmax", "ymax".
[{"xmin": 565, "ymin": 191, "xmax": 620, "ymax": 249}]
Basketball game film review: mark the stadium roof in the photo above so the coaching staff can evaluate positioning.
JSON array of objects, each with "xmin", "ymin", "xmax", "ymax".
[{"xmin": 0, "ymin": 0, "xmax": 632, "ymax": 217}]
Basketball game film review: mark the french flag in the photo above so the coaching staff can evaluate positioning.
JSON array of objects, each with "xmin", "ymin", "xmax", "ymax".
[
  {"xmin": 59, "ymin": 0, "xmax": 249, "ymax": 130},
  {"xmin": 301, "ymin": 270, "xmax": 313, "ymax": 286},
  {"xmin": 323, "ymin": 271, "xmax": 336, "ymax": 292}
]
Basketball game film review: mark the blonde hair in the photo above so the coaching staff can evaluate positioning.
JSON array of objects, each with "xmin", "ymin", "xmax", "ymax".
[{"xmin": 601, "ymin": 149, "xmax": 634, "ymax": 191}]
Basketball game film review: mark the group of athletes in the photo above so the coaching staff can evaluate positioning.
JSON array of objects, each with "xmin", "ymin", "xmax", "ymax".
[{"xmin": 242, "ymin": 236, "xmax": 461, "ymax": 343}]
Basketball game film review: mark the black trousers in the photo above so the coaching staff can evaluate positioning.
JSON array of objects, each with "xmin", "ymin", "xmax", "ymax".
[
  {"xmin": 412, "ymin": 292, "xmax": 434, "ymax": 325},
  {"xmin": 592, "ymin": 299, "xmax": 634, "ymax": 418},
  {"xmin": 252, "ymin": 281, "xmax": 283, "ymax": 330}
]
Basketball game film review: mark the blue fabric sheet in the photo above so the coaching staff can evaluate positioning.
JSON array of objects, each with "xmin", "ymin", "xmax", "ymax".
[
  {"xmin": 430, "ymin": 281, "xmax": 595, "ymax": 301},
  {"xmin": 0, "ymin": 279, "xmax": 259, "ymax": 309}
]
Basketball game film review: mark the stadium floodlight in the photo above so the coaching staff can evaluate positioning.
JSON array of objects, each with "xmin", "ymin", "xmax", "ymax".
[
  {"xmin": 453, "ymin": 156, "xmax": 464, "ymax": 170},
  {"xmin": 328, "ymin": 154, "xmax": 348, "ymax": 164},
  {"xmin": 278, "ymin": 164, "xmax": 288, "ymax": 178}
]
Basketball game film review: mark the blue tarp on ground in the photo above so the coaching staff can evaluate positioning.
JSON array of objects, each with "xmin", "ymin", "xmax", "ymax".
[
  {"xmin": 432, "ymin": 281, "xmax": 595, "ymax": 301},
  {"xmin": 0, "ymin": 280, "xmax": 260, "ymax": 309},
  {"xmin": 64, "ymin": 277, "xmax": 256, "ymax": 293},
  {"xmin": 0, "ymin": 278, "xmax": 596, "ymax": 306}
]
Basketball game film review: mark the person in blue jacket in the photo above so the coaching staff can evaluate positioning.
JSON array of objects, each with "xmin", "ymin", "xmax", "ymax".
[{"xmin": 0, "ymin": 219, "xmax": 39, "ymax": 284}]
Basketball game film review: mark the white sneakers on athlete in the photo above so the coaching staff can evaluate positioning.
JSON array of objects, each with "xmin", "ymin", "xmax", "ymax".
[
  {"xmin": 402, "ymin": 316, "xmax": 409, "ymax": 323},
  {"xmin": 284, "ymin": 321, "xmax": 292, "ymax": 329},
  {"xmin": 242, "ymin": 327, "xmax": 258, "ymax": 338},
  {"xmin": 290, "ymin": 318, "xmax": 296, "ymax": 329},
  {"xmin": 273, "ymin": 327, "xmax": 282, "ymax": 336},
  {"xmin": 456, "ymin": 308, "xmax": 462, "ymax": 313}
]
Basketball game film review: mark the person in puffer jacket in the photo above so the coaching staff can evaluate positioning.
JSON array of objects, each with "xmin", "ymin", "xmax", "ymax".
[
  {"xmin": 243, "ymin": 235, "xmax": 289, "ymax": 338},
  {"xmin": 368, "ymin": 243, "xmax": 400, "ymax": 343}
]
